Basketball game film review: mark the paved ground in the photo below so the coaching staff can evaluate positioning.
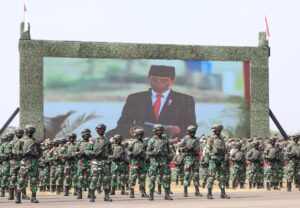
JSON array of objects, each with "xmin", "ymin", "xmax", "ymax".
[{"xmin": 0, "ymin": 189, "xmax": 299, "ymax": 208}]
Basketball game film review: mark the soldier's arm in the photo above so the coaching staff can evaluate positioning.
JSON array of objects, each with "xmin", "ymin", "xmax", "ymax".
[{"xmin": 146, "ymin": 139, "xmax": 155, "ymax": 156}]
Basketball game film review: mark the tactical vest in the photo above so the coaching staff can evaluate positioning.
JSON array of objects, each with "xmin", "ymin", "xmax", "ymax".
[
  {"xmin": 211, "ymin": 138, "xmax": 225, "ymax": 155},
  {"xmin": 251, "ymin": 149, "xmax": 261, "ymax": 161},
  {"xmin": 113, "ymin": 144, "xmax": 125, "ymax": 161},
  {"xmin": 291, "ymin": 145, "xmax": 300, "ymax": 158},
  {"xmin": 23, "ymin": 138, "xmax": 40, "ymax": 157},
  {"xmin": 234, "ymin": 151, "xmax": 244, "ymax": 162},
  {"xmin": 268, "ymin": 147, "xmax": 279, "ymax": 161}
]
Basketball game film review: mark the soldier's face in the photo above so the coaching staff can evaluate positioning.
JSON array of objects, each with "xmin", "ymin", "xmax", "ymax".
[
  {"xmin": 135, "ymin": 133, "xmax": 144, "ymax": 139},
  {"xmin": 149, "ymin": 76, "xmax": 174, "ymax": 93},
  {"xmin": 26, "ymin": 131, "xmax": 34, "ymax": 137},
  {"xmin": 15, "ymin": 132, "xmax": 24, "ymax": 139},
  {"xmin": 82, "ymin": 134, "xmax": 90, "ymax": 140},
  {"xmin": 214, "ymin": 130, "xmax": 221, "ymax": 136},
  {"xmin": 155, "ymin": 130, "xmax": 163, "ymax": 136},
  {"xmin": 96, "ymin": 129, "xmax": 105, "ymax": 135},
  {"xmin": 188, "ymin": 131, "xmax": 196, "ymax": 137}
]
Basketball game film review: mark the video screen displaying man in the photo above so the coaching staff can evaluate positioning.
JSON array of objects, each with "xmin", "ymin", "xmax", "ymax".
[
  {"xmin": 108, "ymin": 65, "xmax": 196, "ymax": 138},
  {"xmin": 44, "ymin": 58, "xmax": 249, "ymax": 140}
]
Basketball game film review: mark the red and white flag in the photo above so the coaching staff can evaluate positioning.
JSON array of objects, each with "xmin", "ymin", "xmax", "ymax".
[
  {"xmin": 264, "ymin": 16, "xmax": 270, "ymax": 40},
  {"xmin": 24, "ymin": 4, "xmax": 29, "ymax": 32}
]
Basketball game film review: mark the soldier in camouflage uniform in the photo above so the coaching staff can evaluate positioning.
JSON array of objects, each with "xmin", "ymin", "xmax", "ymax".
[
  {"xmin": 48, "ymin": 139, "xmax": 59, "ymax": 193},
  {"xmin": 286, "ymin": 135, "xmax": 300, "ymax": 191},
  {"xmin": 173, "ymin": 139, "xmax": 184, "ymax": 186},
  {"xmin": 15, "ymin": 125, "xmax": 42, "ymax": 203},
  {"xmin": 76, "ymin": 129, "xmax": 94, "ymax": 199},
  {"xmin": 276, "ymin": 138, "xmax": 285, "ymax": 188},
  {"xmin": 0, "ymin": 132, "xmax": 14, "ymax": 197},
  {"xmin": 146, "ymin": 124, "xmax": 173, "ymax": 201},
  {"xmin": 87, "ymin": 124, "xmax": 112, "ymax": 202},
  {"xmin": 110, "ymin": 134, "xmax": 129, "ymax": 196},
  {"xmin": 264, "ymin": 137, "xmax": 281, "ymax": 190},
  {"xmin": 206, "ymin": 125, "xmax": 230, "ymax": 199},
  {"xmin": 179, "ymin": 125, "xmax": 202, "ymax": 197},
  {"xmin": 230, "ymin": 142, "xmax": 246, "ymax": 189},
  {"xmin": 7, "ymin": 129, "xmax": 24, "ymax": 200},
  {"xmin": 200, "ymin": 138, "xmax": 209, "ymax": 188},
  {"xmin": 127, "ymin": 128, "xmax": 149, "ymax": 198},
  {"xmin": 39, "ymin": 139, "xmax": 52, "ymax": 192},
  {"xmin": 63, "ymin": 133, "xmax": 78, "ymax": 196},
  {"xmin": 247, "ymin": 139, "xmax": 264, "ymax": 189},
  {"xmin": 52, "ymin": 138, "xmax": 68, "ymax": 195}
]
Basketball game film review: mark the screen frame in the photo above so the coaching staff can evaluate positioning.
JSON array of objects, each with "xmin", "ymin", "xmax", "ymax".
[{"xmin": 19, "ymin": 27, "xmax": 270, "ymax": 140}]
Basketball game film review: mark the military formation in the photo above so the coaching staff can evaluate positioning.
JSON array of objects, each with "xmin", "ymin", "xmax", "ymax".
[{"xmin": 0, "ymin": 124, "xmax": 300, "ymax": 204}]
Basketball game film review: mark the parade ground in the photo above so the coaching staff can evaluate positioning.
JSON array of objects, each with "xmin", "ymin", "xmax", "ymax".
[{"xmin": 0, "ymin": 188, "xmax": 299, "ymax": 208}]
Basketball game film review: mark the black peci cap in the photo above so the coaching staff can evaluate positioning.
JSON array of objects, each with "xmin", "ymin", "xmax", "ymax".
[{"xmin": 148, "ymin": 65, "xmax": 175, "ymax": 79}]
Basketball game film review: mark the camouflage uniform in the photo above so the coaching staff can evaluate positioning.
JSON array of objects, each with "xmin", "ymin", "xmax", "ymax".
[
  {"xmin": 286, "ymin": 136, "xmax": 300, "ymax": 191},
  {"xmin": 264, "ymin": 137, "xmax": 281, "ymax": 190},
  {"xmin": 180, "ymin": 125, "xmax": 202, "ymax": 197},
  {"xmin": 173, "ymin": 142, "xmax": 184, "ymax": 186},
  {"xmin": 127, "ymin": 128, "xmax": 149, "ymax": 198},
  {"xmin": 48, "ymin": 140, "xmax": 59, "ymax": 193},
  {"xmin": 200, "ymin": 139, "xmax": 209, "ymax": 188},
  {"xmin": 52, "ymin": 138, "xmax": 68, "ymax": 195},
  {"xmin": 76, "ymin": 129, "xmax": 94, "ymax": 199},
  {"xmin": 15, "ymin": 125, "xmax": 42, "ymax": 203},
  {"xmin": 38, "ymin": 140, "xmax": 52, "ymax": 192},
  {"xmin": 146, "ymin": 124, "xmax": 173, "ymax": 201},
  {"xmin": 87, "ymin": 124, "xmax": 112, "ymax": 202},
  {"xmin": 246, "ymin": 140, "xmax": 264, "ymax": 189},
  {"xmin": 6, "ymin": 130, "xmax": 24, "ymax": 200},
  {"xmin": 206, "ymin": 125, "xmax": 230, "ymax": 199},
  {"xmin": 276, "ymin": 140, "xmax": 285, "ymax": 188},
  {"xmin": 110, "ymin": 134, "xmax": 129, "ymax": 195},
  {"xmin": 63, "ymin": 133, "xmax": 78, "ymax": 196},
  {"xmin": 230, "ymin": 142, "xmax": 247, "ymax": 189},
  {"xmin": 0, "ymin": 133, "xmax": 13, "ymax": 197}
]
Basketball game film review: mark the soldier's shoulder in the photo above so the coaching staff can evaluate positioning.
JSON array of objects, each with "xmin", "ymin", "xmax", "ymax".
[{"xmin": 147, "ymin": 137, "xmax": 155, "ymax": 144}]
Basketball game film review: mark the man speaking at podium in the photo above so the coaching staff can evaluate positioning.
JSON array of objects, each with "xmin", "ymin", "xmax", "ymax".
[{"xmin": 109, "ymin": 65, "xmax": 196, "ymax": 139}]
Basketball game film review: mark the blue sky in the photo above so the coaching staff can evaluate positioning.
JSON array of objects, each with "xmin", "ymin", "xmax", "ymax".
[{"xmin": 1, "ymin": 0, "xmax": 299, "ymax": 134}]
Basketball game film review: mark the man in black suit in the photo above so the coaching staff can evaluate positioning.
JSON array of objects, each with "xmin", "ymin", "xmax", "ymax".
[{"xmin": 108, "ymin": 65, "xmax": 196, "ymax": 139}]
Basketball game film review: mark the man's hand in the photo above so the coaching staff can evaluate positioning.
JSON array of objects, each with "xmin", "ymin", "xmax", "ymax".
[{"xmin": 166, "ymin": 125, "xmax": 181, "ymax": 136}]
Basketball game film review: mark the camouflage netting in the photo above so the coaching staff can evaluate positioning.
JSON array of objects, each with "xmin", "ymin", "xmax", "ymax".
[{"xmin": 19, "ymin": 23, "xmax": 270, "ymax": 140}]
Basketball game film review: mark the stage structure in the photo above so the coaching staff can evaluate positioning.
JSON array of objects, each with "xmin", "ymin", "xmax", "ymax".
[{"xmin": 19, "ymin": 23, "xmax": 270, "ymax": 140}]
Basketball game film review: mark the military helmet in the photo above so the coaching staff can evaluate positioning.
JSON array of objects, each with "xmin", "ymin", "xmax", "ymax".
[
  {"xmin": 293, "ymin": 135, "xmax": 300, "ymax": 141},
  {"xmin": 81, "ymin": 128, "xmax": 91, "ymax": 135},
  {"xmin": 187, "ymin": 125, "xmax": 197, "ymax": 132},
  {"xmin": 61, "ymin": 137, "xmax": 68, "ymax": 143},
  {"xmin": 152, "ymin": 124, "xmax": 164, "ymax": 132},
  {"xmin": 133, "ymin": 128, "xmax": 144, "ymax": 137},
  {"xmin": 68, "ymin": 133, "xmax": 77, "ymax": 140},
  {"xmin": 211, "ymin": 124, "xmax": 223, "ymax": 131},
  {"xmin": 252, "ymin": 140, "xmax": 260, "ymax": 147},
  {"xmin": 95, "ymin": 124, "xmax": 106, "ymax": 130},
  {"xmin": 113, "ymin": 134, "xmax": 122, "ymax": 141},
  {"xmin": 269, "ymin": 137, "xmax": 277, "ymax": 143},
  {"xmin": 53, "ymin": 138, "xmax": 60, "ymax": 143},
  {"xmin": 14, "ymin": 128, "xmax": 24, "ymax": 134},
  {"xmin": 4, "ymin": 132, "xmax": 14, "ymax": 140},
  {"xmin": 25, "ymin": 124, "xmax": 36, "ymax": 133},
  {"xmin": 235, "ymin": 142, "xmax": 242, "ymax": 148}
]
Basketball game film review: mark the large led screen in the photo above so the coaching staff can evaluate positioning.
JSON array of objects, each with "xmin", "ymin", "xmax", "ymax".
[{"xmin": 43, "ymin": 58, "xmax": 250, "ymax": 139}]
